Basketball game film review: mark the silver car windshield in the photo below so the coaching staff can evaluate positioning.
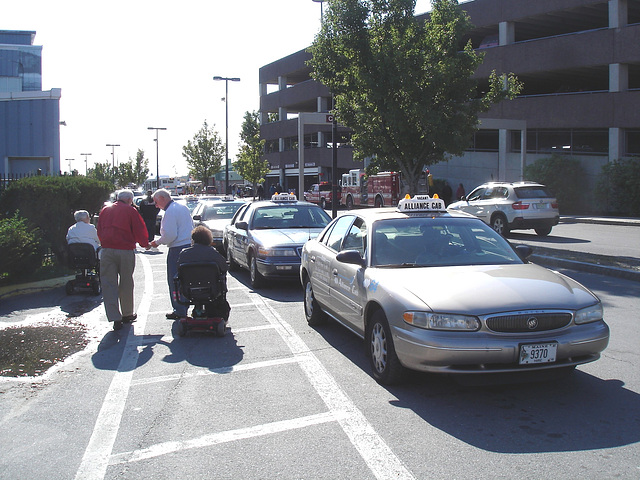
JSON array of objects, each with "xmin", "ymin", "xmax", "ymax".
[
  {"xmin": 371, "ymin": 217, "xmax": 523, "ymax": 267},
  {"xmin": 251, "ymin": 205, "xmax": 332, "ymax": 229}
]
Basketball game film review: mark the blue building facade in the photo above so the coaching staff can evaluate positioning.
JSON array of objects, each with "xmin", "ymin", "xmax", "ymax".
[{"xmin": 0, "ymin": 30, "xmax": 61, "ymax": 175}]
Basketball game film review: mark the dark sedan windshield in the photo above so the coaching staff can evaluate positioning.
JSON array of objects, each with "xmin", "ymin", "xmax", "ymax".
[
  {"xmin": 371, "ymin": 217, "xmax": 524, "ymax": 267},
  {"xmin": 251, "ymin": 205, "xmax": 332, "ymax": 229}
]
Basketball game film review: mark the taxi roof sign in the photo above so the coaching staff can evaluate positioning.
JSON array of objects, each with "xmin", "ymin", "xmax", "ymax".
[
  {"xmin": 272, "ymin": 193, "xmax": 297, "ymax": 202},
  {"xmin": 397, "ymin": 195, "xmax": 446, "ymax": 213}
]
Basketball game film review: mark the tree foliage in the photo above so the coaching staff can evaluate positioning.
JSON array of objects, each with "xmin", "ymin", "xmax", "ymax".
[
  {"xmin": 0, "ymin": 212, "xmax": 47, "ymax": 281},
  {"xmin": 117, "ymin": 149, "xmax": 149, "ymax": 187},
  {"xmin": 87, "ymin": 162, "xmax": 116, "ymax": 188},
  {"xmin": 308, "ymin": 0, "xmax": 522, "ymax": 193},
  {"xmin": 234, "ymin": 111, "xmax": 269, "ymax": 199},
  {"xmin": 0, "ymin": 176, "xmax": 112, "ymax": 263},
  {"xmin": 182, "ymin": 120, "xmax": 224, "ymax": 186},
  {"xmin": 596, "ymin": 158, "xmax": 640, "ymax": 216},
  {"xmin": 524, "ymin": 155, "xmax": 586, "ymax": 214}
]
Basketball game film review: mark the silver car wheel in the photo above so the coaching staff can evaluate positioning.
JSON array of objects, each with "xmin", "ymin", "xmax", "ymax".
[
  {"xmin": 304, "ymin": 277, "xmax": 326, "ymax": 325},
  {"xmin": 370, "ymin": 323, "xmax": 387, "ymax": 373}
]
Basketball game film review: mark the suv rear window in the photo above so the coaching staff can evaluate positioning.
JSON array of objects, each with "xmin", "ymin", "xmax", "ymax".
[{"xmin": 514, "ymin": 186, "xmax": 553, "ymax": 199}]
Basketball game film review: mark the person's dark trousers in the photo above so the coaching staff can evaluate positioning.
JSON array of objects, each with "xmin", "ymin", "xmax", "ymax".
[
  {"xmin": 167, "ymin": 244, "xmax": 190, "ymax": 316},
  {"xmin": 144, "ymin": 219, "xmax": 155, "ymax": 242}
]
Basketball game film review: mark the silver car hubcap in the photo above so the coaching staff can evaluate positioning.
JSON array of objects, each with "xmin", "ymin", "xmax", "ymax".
[
  {"xmin": 305, "ymin": 282, "xmax": 314, "ymax": 317},
  {"xmin": 370, "ymin": 323, "xmax": 387, "ymax": 373}
]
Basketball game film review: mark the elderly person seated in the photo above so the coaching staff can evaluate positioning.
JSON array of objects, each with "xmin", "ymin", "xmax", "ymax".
[{"xmin": 66, "ymin": 210, "xmax": 101, "ymax": 254}]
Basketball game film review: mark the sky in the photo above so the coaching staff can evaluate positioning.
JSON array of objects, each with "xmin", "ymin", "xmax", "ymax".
[{"xmin": 4, "ymin": 0, "xmax": 432, "ymax": 178}]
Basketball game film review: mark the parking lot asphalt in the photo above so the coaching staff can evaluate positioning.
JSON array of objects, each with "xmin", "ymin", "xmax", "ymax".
[
  {"xmin": 528, "ymin": 216, "xmax": 640, "ymax": 282},
  {"xmin": 0, "ymin": 216, "xmax": 638, "ymax": 301}
]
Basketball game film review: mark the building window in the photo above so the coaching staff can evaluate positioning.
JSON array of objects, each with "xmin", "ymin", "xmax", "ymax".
[
  {"xmin": 304, "ymin": 132, "xmax": 319, "ymax": 148},
  {"xmin": 466, "ymin": 130, "xmax": 499, "ymax": 152},
  {"xmin": 625, "ymin": 130, "xmax": 640, "ymax": 157},
  {"xmin": 265, "ymin": 139, "xmax": 279, "ymax": 154},
  {"xmin": 510, "ymin": 129, "xmax": 608, "ymax": 155},
  {"xmin": 283, "ymin": 137, "xmax": 298, "ymax": 151}
]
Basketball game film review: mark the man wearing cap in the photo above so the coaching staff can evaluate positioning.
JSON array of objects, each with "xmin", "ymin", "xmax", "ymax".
[{"xmin": 139, "ymin": 189, "xmax": 160, "ymax": 243}]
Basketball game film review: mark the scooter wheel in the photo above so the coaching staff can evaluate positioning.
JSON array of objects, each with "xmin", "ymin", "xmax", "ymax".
[{"xmin": 216, "ymin": 321, "xmax": 226, "ymax": 337}]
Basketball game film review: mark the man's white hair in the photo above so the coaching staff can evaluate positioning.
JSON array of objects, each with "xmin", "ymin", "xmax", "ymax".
[
  {"xmin": 74, "ymin": 210, "xmax": 90, "ymax": 222},
  {"xmin": 117, "ymin": 189, "xmax": 134, "ymax": 202}
]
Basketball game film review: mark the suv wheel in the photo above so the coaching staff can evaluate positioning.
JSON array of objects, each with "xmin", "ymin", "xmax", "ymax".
[
  {"xmin": 535, "ymin": 226, "xmax": 552, "ymax": 237},
  {"xmin": 490, "ymin": 214, "xmax": 509, "ymax": 236}
]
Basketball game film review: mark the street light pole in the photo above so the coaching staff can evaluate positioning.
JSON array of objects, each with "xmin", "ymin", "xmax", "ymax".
[
  {"xmin": 213, "ymin": 76, "xmax": 240, "ymax": 195},
  {"xmin": 106, "ymin": 144, "xmax": 120, "ymax": 170},
  {"xmin": 81, "ymin": 152, "xmax": 92, "ymax": 176},
  {"xmin": 65, "ymin": 158, "xmax": 75, "ymax": 173},
  {"xmin": 148, "ymin": 127, "xmax": 167, "ymax": 190}
]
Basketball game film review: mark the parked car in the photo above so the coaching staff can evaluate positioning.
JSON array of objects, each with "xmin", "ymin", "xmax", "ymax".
[
  {"xmin": 300, "ymin": 195, "xmax": 608, "ymax": 385},
  {"xmin": 224, "ymin": 193, "xmax": 332, "ymax": 288},
  {"xmin": 192, "ymin": 197, "xmax": 246, "ymax": 253},
  {"xmin": 448, "ymin": 181, "xmax": 559, "ymax": 236}
]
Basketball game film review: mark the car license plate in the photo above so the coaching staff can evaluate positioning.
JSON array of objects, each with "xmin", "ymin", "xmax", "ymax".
[
  {"xmin": 533, "ymin": 202, "xmax": 548, "ymax": 209},
  {"xmin": 519, "ymin": 343, "xmax": 557, "ymax": 364}
]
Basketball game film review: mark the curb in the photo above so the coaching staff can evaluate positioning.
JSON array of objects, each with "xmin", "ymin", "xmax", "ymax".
[
  {"xmin": 530, "ymin": 255, "xmax": 640, "ymax": 283},
  {"xmin": 0, "ymin": 275, "xmax": 75, "ymax": 300}
]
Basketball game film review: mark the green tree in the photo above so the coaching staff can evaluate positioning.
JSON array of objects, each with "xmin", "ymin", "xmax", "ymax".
[
  {"xmin": 308, "ymin": 0, "xmax": 522, "ymax": 194},
  {"xmin": 133, "ymin": 149, "xmax": 150, "ymax": 186},
  {"xmin": 234, "ymin": 111, "xmax": 269, "ymax": 199},
  {"xmin": 182, "ymin": 120, "xmax": 224, "ymax": 187},
  {"xmin": 87, "ymin": 162, "xmax": 117, "ymax": 188},
  {"xmin": 114, "ymin": 149, "xmax": 149, "ymax": 189}
]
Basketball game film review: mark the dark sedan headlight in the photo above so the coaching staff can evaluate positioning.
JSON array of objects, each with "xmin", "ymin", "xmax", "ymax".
[
  {"xmin": 403, "ymin": 311, "xmax": 480, "ymax": 331},
  {"xmin": 574, "ymin": 303, "xmax": 603, "ymax": 324}
]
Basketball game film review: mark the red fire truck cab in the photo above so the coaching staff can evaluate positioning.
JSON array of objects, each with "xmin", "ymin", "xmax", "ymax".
[{"xmin": 304, "ymin": 182, "xmax": 339, "ymax": 209}]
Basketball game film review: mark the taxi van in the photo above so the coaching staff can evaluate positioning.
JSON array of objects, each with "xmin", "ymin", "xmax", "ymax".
[{"xmin": 300, "ymin": 195, "xmax": 609, "ymax": 384}]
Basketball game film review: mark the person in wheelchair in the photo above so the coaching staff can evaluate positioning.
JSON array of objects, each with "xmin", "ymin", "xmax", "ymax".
[
  {"xmin": 66, "ymin": 210, "xmax": 101, "ymax": 256},
  {"xmin": 176, "ymin": 226, "xmax": 230, "ymax": 320},
  {"xmin": 65, "ymin": 210, "xmax": 102, "ymax": 295}
]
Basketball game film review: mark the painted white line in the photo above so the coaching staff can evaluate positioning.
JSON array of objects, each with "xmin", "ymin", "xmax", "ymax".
[
  {"xmin": 109, "ymin": 411, "xmax": 344, "ymax": 466},
  {"xmin": 130, "ymin": 356, "xmax": 304, "ymax": 386},
  {"xmin": 231, "ymin": 324, "xmax": 276, "ymax": 333},
  {"xmin": 249, "ymin": 292, "xmax": 415, "ymax": 480},
  {"xmin": 74, "ymin": 253, "xmax": 154, "ymax": 480}
]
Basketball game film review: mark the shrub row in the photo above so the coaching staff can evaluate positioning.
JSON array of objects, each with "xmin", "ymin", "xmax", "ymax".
[{"xmin": 0, "ymin": 176, "xmax": 112, "ymax": 282}]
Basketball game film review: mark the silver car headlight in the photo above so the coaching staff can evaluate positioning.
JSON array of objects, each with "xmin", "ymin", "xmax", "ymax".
[
  {"xmin": 257, "ymin": 247, "xmax": 298, "ymax": 257},
  {"xmin": 403, "ymin": 311, "xmax": 480, "ymax": 331},
  {"xmin": 574, "ymin": 303, "xmax": 603, "ymax": 324}
]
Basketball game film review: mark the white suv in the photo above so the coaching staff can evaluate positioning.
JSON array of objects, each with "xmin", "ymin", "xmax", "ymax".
[{"xmin": 448, "ymin": 181, "xmax": 559, "ymax": 236}]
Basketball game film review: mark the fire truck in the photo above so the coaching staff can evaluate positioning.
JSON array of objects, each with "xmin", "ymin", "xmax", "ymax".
[
  {"xmin": 304, "ymin": 182, "xmax": 339, "ymax": 209},
  {"xmin": 340, "ymin": 169, "xmax": 401, "ymax": 209}
]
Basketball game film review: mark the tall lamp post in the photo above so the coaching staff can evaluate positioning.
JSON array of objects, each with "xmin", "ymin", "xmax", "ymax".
[
  {"xmin": 213, "ymin": 75, "xmax": 240, "ymax": 194},
  {"xmin": 65, "ymin": 158, "xmax": 75, "ymax": 173},
  {"xmin": 106, "ymin": 144, "xmax": 120, "ymax": 170},
  {"xmin": 148, "ymin": 127, "xmax": 167, "ymax": 190},
  {"xmin": 81, "ymin": 152, "xmax": 92, "ymax": 176}
]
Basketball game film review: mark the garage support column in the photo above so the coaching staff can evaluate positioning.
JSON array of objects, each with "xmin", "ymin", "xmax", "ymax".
[
  {"xmin": 609, "ymin": 63, "xmax": 628, "ymax": 92},
  {"xmin": 498, "ymin": 129, "xmax": 508, "ymax": 181},
  {"xmin": 278, "ymin": 76, "xmax": 288, "ymax": 91},
  {"xmin": 499, "ymin": 21, "xmax": 515, "ymax": 45},
  {"xmin": 609, "ymin": 0, "xmax": 628, "ymax": 28},
  {"xmin": 609, "ymin": 128, "xmax": 623, "ymax": 161}
]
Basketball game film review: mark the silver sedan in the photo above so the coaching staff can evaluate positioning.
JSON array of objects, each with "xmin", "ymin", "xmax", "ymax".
[{"xmin": 300, "ymin": 196, "xmax": 609, "ymax": 385}]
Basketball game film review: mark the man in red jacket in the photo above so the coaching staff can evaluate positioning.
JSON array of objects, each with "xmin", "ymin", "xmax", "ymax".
[{"xmin": 97, "ymin": 189, "xmax": 150, "ymax": 330}]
